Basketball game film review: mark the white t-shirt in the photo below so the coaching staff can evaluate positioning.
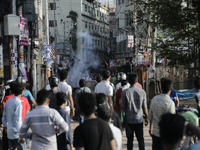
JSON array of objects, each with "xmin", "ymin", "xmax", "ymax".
[
  {"xmin": 94, "ymin": 81, "xmax": 113, "ymax": 97},
  {"xmin": 109, "ymin": 123, "xmax": 122, "ymax": 150},
  {"xmin": 116, "ymin": 82, "xmax": 130, "ymax": 91},
  {"xmin": 57, "ymin": 82, "xmax": 72, "ymax": 111},
  {"xmin": 45, "ymin": 84, "xmax": 51, "ymax": 91}
]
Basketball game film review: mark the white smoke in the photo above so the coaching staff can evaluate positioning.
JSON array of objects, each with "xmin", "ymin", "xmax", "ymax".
[{"xmin": 67, "ymin": 32, "xmax": 100, "ymax": 87}]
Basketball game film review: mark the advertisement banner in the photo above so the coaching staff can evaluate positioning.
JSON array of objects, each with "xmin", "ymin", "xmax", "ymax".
[
  {"xmin": 143, "ymin": 52, "xmax": 151, "ymax": 66},
  {"xmin": 128, "ymin": 35, "xmax": 134, "ymax": 48},
  {"xmin": 19, "ymin": 17, "xmax": 29, "ymax": 46},
  {"xmin": 109, "ymin": 59, "xmax": 117, "ymax": 69},
  {"xmin": 19, "ymin": 46, "xmax": 24, "ymax": 63},
  {"xmin": 0, "ymin": 46, "xmax": 4, "ymax": 77},
  {"xmin": 116, "ymin": 59, "xmax": 121, "ymax": 67},
  {"xmin": 19, "ymin": 63, "xmax": 28, "ymax": 81},
  {"xmin": 11, "ymin": 49, "xmax": 18, "ymax": 80},
  {"xmin": 143, "ymin": 71, "xmax": 147, "ymax": 81}
]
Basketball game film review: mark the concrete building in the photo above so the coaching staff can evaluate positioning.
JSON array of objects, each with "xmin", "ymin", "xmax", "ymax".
[
  {"xmin": 109, "ymin": 3, "xmax": 117, "ymax": 59},
  {"xmin": 48, "ymin": 0, "xmax": 110, "ymax": 65},
  {"xmin": 115, "ymin": 0, "xmax": 146, "ymax": 70}
]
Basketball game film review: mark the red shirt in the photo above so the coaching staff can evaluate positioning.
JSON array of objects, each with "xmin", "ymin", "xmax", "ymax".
[
  {"xmin": 20, "ymin": 96, "xmax": 30, "ymax": 121},
  {"xmin": 1, "ymin": 95, "xmax": 30, "ymax": 121}
]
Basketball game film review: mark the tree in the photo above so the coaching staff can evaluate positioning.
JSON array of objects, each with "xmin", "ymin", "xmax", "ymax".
[{"xmin": 139, "ymin": 0, "xmax": 198, "ymax": 65}]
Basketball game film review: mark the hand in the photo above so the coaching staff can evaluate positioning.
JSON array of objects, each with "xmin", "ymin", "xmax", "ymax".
[
  {"xmin": 70, "ymin": 144, "xmax": 74, "ymax": 150},
  {"xmin": 149, "ymin": 129, "xmax": 153, "ymax": 137},
  {"xmin": 55, "ymin": 126, "xmax": 59, "ymax": 134},
  {"xmin": 19, "ymin": 138, "xmax": 25, "ymax": 144},
  {"xmin": 71, "ymin": 109, "xmax": 75, "ymax": 117},
  {"xmin": 145, "ymin": 118, "xmax": 148, "ymax": 126}
]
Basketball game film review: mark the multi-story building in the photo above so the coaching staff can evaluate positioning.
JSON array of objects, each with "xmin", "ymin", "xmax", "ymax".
[
  {"xmin": 48, "ymin": 0, "xmax": 110, "ymax": 64},
  {"xmin": 109, "ymin": 3, "xmax": 117, "ymax": 59},
  {"xmin": 115, "ymin": 0, "xmax": 146, "ymax": 70}
]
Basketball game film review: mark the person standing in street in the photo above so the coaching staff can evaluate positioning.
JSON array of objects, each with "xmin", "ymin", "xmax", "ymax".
[
  {"xmin": 55, "ymin": 92, "xmax": 73, "ymax": 150},
  {"xmin": 19, "ymin": 89, "xmax": 69, "ymax": 150},
  {"xmin": 57, "ymin": 70, "xmax": 74, "ymax": 116},
  {"xmin": 49, "ymin": 77, "xmax": 59, "ymax": 109},
  {"xmin": 2, "ymin": 83, "xmax": 26, "ymax": 150},
  {"xmin": 95, "ymin": 70, "xmax": 114, "ymax": 110},
  {"xmin": 121, "ymin": 73, "xmax": 148, "ymax": 150},
  {"xmin": 97, "ymin": 106, "xmax": 122, "ymax": 150},
  {"xmin": 149, "ymin": 78, "xmax": 176, "ymax": 150},
  {"xmin": 74, "ymin": 79, "xmax": 91, "ymax": 124},
  {"xmin": 73, "ymin": 93, "xmax": 116, "ymax": 150}
]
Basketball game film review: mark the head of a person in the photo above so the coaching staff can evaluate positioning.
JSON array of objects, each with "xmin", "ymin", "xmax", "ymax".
[
  {"xmin": 102, "ymin": 70, "xmax": 111, "ymax": 80},
  {"xmin": 13, "ymin": 82, "xmax": 25, "ymax": 96},
  {"xmin": 78, "ymin": 93, "xmax": 96, "ymax": 117},
  {"xmin": 128, "ymin": 73, "xmax": 137, "ymax": 86},
  {"xmin": 0, "ymin": 78, "xmax": 4, "ymax": 86},
  {"xmin": 194, "ymin": 76, "xmax": 200, "ymax": 89},
  {"xmin": 96, "ymin": 76, "xmax": 102, "ymax": 83},
  {"xmin": 60, "ymin": 70, "xmax": 68, "ymax": 81},
  {"xmin": 36, "ymin": 89, "xmax": 50, "ymax": 105},
  {"xmin": 121, "ymin": 80, "xmax": 128, "ymax": 86},
  {"xmin": 79, "ymin": 79, "xmax": 86, "ymax": 88},
  {"xmin": 159, "ymin": 113, "xmax": 185, "ymax": 147},
  {"xmin": 97, "ymin": 106, "xmax": 112, "ymax": 122},
  {"xmin": 50, "ymin": 77, "xmax": 59, "ymax": 89},
  {"xmin": 10, "ymin": 81, "xmax": 16, "ymax": 94},
  {"xmin": 161, "ymin": 78, "xmax": 173, "ymax": 94},
  {"xmin": 56, "ymin": 92, "xmax": 68, "ymax": 107},
  {"xmin": 96, "ymin": 93, "xmax": 107, "ymax": 107}
]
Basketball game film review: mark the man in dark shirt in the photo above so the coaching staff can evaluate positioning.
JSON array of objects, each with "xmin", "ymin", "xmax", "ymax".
[
  {"xmin": 73, "ymin": 93, "xmax": 116, "ymax": 150},
  {"xmin": 55, "ymin": 92, "xmax": 73, "ymax": 150},
  {"xmin": 49, "ymin": 77, "xmax": 59, "ymax": 109}
]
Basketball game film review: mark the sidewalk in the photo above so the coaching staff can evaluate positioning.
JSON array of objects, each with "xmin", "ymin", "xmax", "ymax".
[{"xmin": 71, "ymin": 122, "xmax": 152, "ymax": 150}]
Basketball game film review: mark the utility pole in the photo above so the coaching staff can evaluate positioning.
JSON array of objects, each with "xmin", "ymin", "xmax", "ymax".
[
  {"xmin": 146, "ymin": 14, "xmax": 151, "ymax": 53},
  {"xmin": 54, "ymin": 0, "xmax": 57, "ymax": 75},
  {"xmin": 134, "ymin": 0, "xmax": 137, "ymax": 66},
  {"xmin": 64, "ymin": 21, "xmax": 66, "ymax": 51},
  {"xmin": 151, "ymin": 14, "xmax": 157, "ymax": 69},
  {"xmin": 46, "ymin": 0, "xmax": 49, "ymax": 45}
]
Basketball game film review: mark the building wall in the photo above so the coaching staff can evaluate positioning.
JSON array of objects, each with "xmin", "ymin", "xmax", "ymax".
[{"xmin": 48, "ymin": 0, "xmax": 110, "ymax": 62}]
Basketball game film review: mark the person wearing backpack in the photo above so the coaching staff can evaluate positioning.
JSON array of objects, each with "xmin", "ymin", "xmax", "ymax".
[
  {"xmin": 74, "ymin": 79, "xmax": 91, "ymax": 124},
  {"xmin": 114, "ymin": 75, "xmax": 129, "ymax": 119}
]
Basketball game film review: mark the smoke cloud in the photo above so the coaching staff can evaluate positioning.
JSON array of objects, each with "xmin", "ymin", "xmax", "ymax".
[{"xmin": 67, "ymin": 32, "xmax": 100, "ymax": 87}]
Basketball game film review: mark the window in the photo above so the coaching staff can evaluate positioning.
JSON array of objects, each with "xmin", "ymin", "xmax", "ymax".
[
  {"xmin": 97, "ymin": 10, "xmax": 99, "ymax": 16},
  {"xmin": 98, "ymin": 40, "xmax": 100, "ymax": 46},
  {"xmin": 95, "ymin": 40, "xmax": 97, "ymax": 46},
  {"xmin": 49, "ymin": 20, "xmax": 57, "ymax": 27},
  {"xmin": 89, "ymin": 23, "xmax": 90, "ymax": 29},
  {"xmin": 92, "ymin": 23, "xmax": 93, "ymax": 30},
  {"xmin": 49, "ymin": 3, "xmax": 56, "ymax": 10},
  {"xmin": 85, "ymin": 21, "xmax": 87, "ymax": 28},
  {"xmin": 88, "ymin": 6, "xmax": 90, "ymax": 12},
  {"xmin": 85, "ymin": 5, "xmax": 87, "ymax": 12}
]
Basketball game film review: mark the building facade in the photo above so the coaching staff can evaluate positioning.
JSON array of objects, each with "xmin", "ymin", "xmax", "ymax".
[{"xmin": 48, "ymin": 0, "xmax": 110, "ymax": 65}]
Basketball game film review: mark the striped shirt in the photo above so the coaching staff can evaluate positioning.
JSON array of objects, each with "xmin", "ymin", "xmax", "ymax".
[{"xmin": 19, "ymin": 105, "xmax": 69, "ymax": 150}]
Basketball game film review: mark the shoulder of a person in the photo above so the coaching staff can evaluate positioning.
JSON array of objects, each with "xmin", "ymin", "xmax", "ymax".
[{"xmin": 20, "ymin": 96, "xmax": 28, "ymax": 101}]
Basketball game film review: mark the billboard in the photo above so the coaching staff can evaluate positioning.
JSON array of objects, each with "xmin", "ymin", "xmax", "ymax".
[
  {"xmin": 128, "ymin": 35, "xmax": 134, "ymax": 47},
  {"xmin": 109, "ymin": 59, "xmax": 117, "ymax": 69},
  {"xmin": 19, "ymin": 17, "xmax": 29, "ymax": 46}
]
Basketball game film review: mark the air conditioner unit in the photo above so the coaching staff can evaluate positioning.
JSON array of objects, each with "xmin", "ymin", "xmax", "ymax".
[{"xmin": 4, "ymin": 14, "xmax": 20, "ymax": 35}]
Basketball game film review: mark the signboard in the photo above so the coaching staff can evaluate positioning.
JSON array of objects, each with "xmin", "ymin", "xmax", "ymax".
[
  {"xmin": 19, "ymin": 17, "xmax": 29, "ymax": 46},
  {"xmin": 11, "ymin": 49, "xmax": 18, "ymax": 80},
  {"xmin": 109, "ymin": 59, "xmax": 117, "ymax": 69},
  {"xmin": 116, "ymin": 59, "xmax": 121, "ymax": 67},
  {"xmin": 143, "ymin": 52, "xmax": 150, "ymax": 66},
  {"xmin": 128, "ymin": 35, "xmax": 134, "ymax": 47},
  {"xmin": 19, "ymin": 63, "xmax": 28, "ymax": 81},
  {"xmin": 0, "ymin": 46, "xmax": 4, "ymax": 77}
]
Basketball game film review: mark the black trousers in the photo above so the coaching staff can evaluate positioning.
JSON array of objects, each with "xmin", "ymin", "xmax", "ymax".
[
  {"xmin": 127, "ymin": 123, "xmax": 145, "ymax": 150},
  {"xmin": 152, "ymin": 135, "xmax": 163, "ymax": 150},
  {"xmin": 2, "ymin": 129, "xmax": 9, "ymax": 150}
]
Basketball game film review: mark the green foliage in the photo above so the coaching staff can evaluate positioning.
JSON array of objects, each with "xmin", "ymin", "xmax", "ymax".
[
  {"xmin": 69, "ymin": 11, "xmax": 78, "ymax": 22},
  {"xmin": 138, "ymin": 0, "xmax": 199, "ymax": 65}
]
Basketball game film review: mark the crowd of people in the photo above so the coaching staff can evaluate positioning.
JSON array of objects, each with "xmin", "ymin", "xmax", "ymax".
[{"xmin": 0, "ymin": 69, "xmax": 200, "ymax": 150}]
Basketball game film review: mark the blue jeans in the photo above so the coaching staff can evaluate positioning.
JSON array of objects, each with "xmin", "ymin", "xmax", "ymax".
[{"xmin": 8, "ymin": 139, "xmax": 26, "ymax": 150}]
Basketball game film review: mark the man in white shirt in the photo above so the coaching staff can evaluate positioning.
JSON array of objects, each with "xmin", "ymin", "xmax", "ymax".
[
  {"xmin": 95, "ymin": 70, "xmax": 113, "ymax": 110},
  {"xmin": 97, "ymin": 106, "xmax": 122, "ymax": 150},
  {"xmin": 57, "ymin": 70, "xmax": 74, "ymax": 116},
  {"xmin": 149, "ymin": 78, "xmax": 176, "ymax": 150}
]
